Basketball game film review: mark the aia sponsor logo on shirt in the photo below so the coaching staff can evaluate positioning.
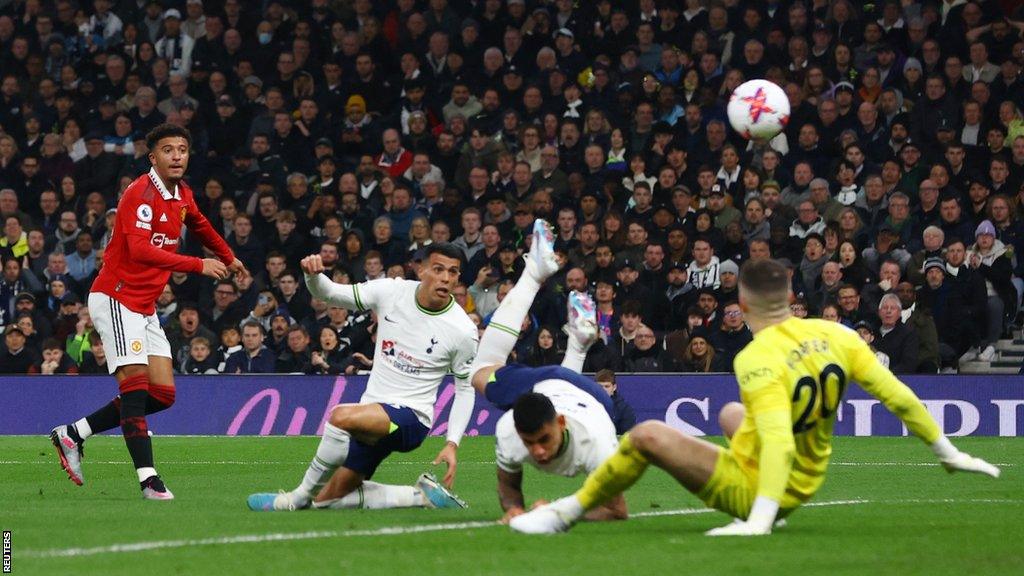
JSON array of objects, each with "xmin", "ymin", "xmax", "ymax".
[{"xmin": 380, "ymin": 339, "xmax": 425, "ymax": 375}]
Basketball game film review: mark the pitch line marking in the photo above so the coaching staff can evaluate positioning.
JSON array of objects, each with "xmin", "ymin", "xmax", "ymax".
[
  {"xmin": 18, "ymin": 499, "xmax": 1022, "ymax": 560},
  {"xmin": 0, "ymin": 460, "xmax": 1017, "ymax": 467}
]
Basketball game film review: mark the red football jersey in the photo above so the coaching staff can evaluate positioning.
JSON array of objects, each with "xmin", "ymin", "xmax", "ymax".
[{"xmin": 92, "ymin": 168, "xmax": 235, "ymax": 314}]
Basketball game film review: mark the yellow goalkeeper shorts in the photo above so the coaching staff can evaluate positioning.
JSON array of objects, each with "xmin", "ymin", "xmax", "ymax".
[{"xmin": 696, "ymin": 449, "xmax": 802, "ymax": 520}]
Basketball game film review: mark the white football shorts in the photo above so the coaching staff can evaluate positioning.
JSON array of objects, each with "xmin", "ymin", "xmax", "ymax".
[{"xmin": 88, "ymin": 292, "xmax": 172, "ymax": 373}]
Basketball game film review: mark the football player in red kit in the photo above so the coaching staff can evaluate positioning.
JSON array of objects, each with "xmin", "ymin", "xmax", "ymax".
[{"xmin": 51, "ymin": 124, "xmax": 249, "ymax": 499}]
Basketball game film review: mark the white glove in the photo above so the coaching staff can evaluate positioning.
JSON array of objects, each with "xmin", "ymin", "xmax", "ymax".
[
  {"xmin": 932, "ymin": 437, "xmax": 1000, "ymax": 478},
  {"xmin": 939, "ymin": 451, "xmax": 1001, "ymax": 478},
  {"xmin": 705, "ymin": 519, "xmax": 771, "ymax": 537}
]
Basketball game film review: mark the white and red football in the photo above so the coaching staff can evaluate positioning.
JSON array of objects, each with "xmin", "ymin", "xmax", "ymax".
[{"xmin": 727, "ymin": 79, "xmax": 791, "ymax": 140}]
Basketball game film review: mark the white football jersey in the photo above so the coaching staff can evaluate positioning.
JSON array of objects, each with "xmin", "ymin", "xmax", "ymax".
[
  {"xmin": 495, "ymin": 380, "xmax": 619, "ymax": 477},
  {"xmin": 351, "ymin": 278, "xmax": 478, "ymax": 426}
]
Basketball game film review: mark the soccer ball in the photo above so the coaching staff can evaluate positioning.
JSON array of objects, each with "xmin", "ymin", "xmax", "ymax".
[{"xmin": 727, "ymin": 79, "xmax": 790, "ymax": 140}]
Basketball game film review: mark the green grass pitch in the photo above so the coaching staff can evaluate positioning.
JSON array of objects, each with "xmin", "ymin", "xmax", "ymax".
[{"xmin": 3, "ymin": 435, "xmax": 1022, "ymax": 575}]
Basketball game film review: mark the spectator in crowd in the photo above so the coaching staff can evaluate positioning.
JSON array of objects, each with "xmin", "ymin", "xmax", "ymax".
[
  {"xmin": 679, "ymin": 328, "xmax": 722, "ymax": 373},
  {"xmin": 276, "ymin": 324, "xmax": 312, "ymax": 373},
  {"xmin": 967, "ymin": 220, "xmax": 1018, "ymax": 359},
  {"xmin": 0, "ymin": 325, "xmax": 36, "ymax": 373},
  {"xmin": 621, "ymin": 324, "xmax": 664, "ymax": 372},
  {"xmin": 64, "ymin": 306, "xmax": 94, "ymax": 365},
  {"xmin": 216, "ymin": 327, "xmax": 243, "ymax": 374},
  {"xmin": 611, "ymin": 301, "xmax": 643, "ymax": 358},
  {"xmin": 687, "ymin": 238, "xmax": 721, "ymax": 290},
  {"xmin": 854, "ymin": 320, "xmax": 890, "ymax": 369},
  {"xmin": 919, "ymin": 256, "xmax": 977, "ymax": 368},
  {"xmin": 78, "ymin": 331, "xmax": 107, "ymax": 374},
  {"xmin": 861, "ymin": 259, "xmax": 903, "ymax": 309},
  {"xmin": 875, "ymin": 293, "xmax": 920, "ymax": 374},
  {"xmin": 225, "ymin": 321, "xmax": 275, "ymax": 374},
  {"xmin": 307, "ymin": 326, "xmax": 348, "ymax": 375},
  {"xmin": 209, "ymin": 280, "xmax": 246, "ymax": 335},
  {"xmin": 13, "ymin": 292, "xmax": 52, "ymax": 340},
  {"xmin": 595, "ymin": 369, "xmax": 636, "ymax": 435},
  {"xmin": 894, "ymin": 281, "xmax": 941, "ymax": 373},
  {"xmin": 181, "ymin": 337, "xmax": 219, "ymax": 375},
  {"xmin": 820, "ymin": 303, "xmax": 842, "ymax": 322},
  {"xmin": 709, "ymin": 301, "xmax": 753, "ymax": 372},
  {"xmin": 523, "ymin": 325, "xmax": 564, "ymax": 368},
  {"xmin": 167, "ymin": 303, "xmax": 216, "ymax": 371},
  {"xmin": 836, "ymin": 283, "xmax": 872, "ymax": 327}
]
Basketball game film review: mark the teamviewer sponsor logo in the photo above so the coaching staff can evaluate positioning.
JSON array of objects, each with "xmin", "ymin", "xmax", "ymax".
[{"xmin": 3, "ymin": 530, "xmax": 11, "ymax": 573}]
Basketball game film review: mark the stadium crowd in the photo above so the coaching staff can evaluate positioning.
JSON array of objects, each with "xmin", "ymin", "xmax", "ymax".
[{"xmin": 1, "ymin": 0, "xmax": 1023, "ymax": 376}]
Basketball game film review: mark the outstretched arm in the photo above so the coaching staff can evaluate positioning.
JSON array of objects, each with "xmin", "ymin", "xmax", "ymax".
[
  {"xmin": 301, "ymin": 255, "xmax": 369, "ymax": 311},
  {"xmin": 853, "ymin": 339, "xmax": 999, "ymax": 477}
]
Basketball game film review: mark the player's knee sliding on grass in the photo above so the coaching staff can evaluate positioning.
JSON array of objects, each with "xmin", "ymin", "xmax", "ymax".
[
  {"xmin": 247, "ymin": 243, "xmax": 476, "ymax": 512},
  {"xmin": 511, "ymin": 258, "xmax": 1000, "ymax": 536}
]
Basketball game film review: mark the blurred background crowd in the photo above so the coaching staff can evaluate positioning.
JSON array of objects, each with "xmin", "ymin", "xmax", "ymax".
[{"xmin": 1, "ymin": 0, "xmax": 1023, "ymax": 376}]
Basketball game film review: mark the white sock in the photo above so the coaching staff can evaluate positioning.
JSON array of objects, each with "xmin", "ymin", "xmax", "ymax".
[
  {"xmin": 320, "ymin": 481, "xmax": 426, "ymax": 509},
  {"xmin": 74, "ymin": 418, "xmax": 93, "ymax": 440},
  {"xmin": 137, "ymin": 467, "xmax": 157, "ymax": 483},
  {"xmin": 475, "ymin": 275, "xmax": 541, "ymax": 368},
  {"xmin": 295, "ymin": 423, "xmax": 350, "ymax": 503},
  {"xmin": 560, "ymin": 336, "xmax": 588, "ymax": 373},
  {"xmin": 552, "ymin": 495, "xmax": 585, "ymax": 520}
]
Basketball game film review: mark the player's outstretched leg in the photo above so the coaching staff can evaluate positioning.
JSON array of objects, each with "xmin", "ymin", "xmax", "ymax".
[
  {"xmin": 511, "ymin": 421, "xmax": 720, "ymax": 534},
  {"xmin": 309, "ymin": 473, "xmax": 467, "ymax": 510},
  {"xmin": 470, "ymin": 219, "xmax": 559, "ymax": 389},
  {"xmin": 248, "ymin": 416, "xmax": 352, "ymax": 511},
  {"xmin": 510, "ymin": 431, "xmax": 650, "ymax": 534}
]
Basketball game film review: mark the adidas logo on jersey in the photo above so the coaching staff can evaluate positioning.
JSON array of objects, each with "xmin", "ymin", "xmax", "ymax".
[{"xmin": 159, "ymin": 213, "xmax": 168, "ymax": 222}]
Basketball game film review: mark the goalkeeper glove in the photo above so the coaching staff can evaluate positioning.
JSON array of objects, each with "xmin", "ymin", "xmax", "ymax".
[{"xmin": 931, "ymin": 437, "xmax": 1000, "ymax": 478}]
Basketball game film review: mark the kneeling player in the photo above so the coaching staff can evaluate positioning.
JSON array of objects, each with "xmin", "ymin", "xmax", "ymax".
[
  {"xmin": 247, "ymin": 243, "xmax": 478, "ymax": 511},
  {"xmin": 467, "ymin": 220, "xmax": 626, "ymax": 522},
  {"xmin": 511, "ymin": 258, "xmax": 999, "ymax": 535}
]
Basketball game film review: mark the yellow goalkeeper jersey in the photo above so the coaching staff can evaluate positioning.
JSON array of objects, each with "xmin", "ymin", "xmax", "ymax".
[{"xmin": 730, "ymin": 317, "xmax": 941, "ymax": 507}]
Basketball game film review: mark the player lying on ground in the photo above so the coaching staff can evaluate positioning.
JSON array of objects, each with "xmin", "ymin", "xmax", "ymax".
[
  {"xmin": 51, "ymin": 124, "xmax": 248, "ymax": 500},
  {"xmin": 511, "ymin": 258, "xmax": 1000, "ymax": 535},
  {"xmin": 466, "ymin": 220, "xmax": 626, "ymax": 522},
  {"xmin": 248, "ymin": 243, "xmax": 478, "ymax": 511}
]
